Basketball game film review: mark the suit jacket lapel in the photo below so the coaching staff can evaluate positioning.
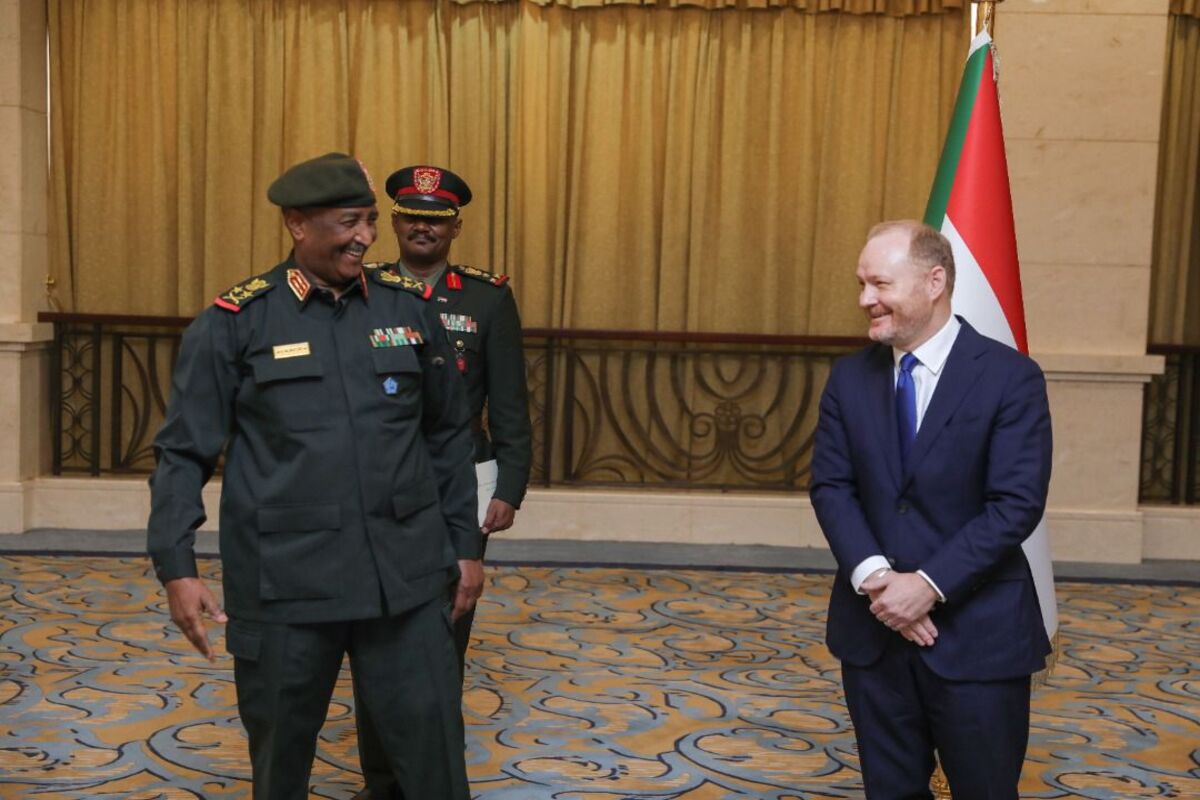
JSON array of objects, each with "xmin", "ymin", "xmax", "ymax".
[
  {"xmin": 901, "ymin": 322, "xmax": 988, "ymax": 491},
  {"xmin": 866, "ymin": 345, "xmax": 903, "ymax": 490}
]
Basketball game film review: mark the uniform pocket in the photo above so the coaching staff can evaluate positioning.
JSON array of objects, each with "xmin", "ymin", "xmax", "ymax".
[
  {"xmin": 370, "ymin": 346, "xmax": 419, "ymax": 375},
  {"xmin": 256, "ymin": 503, "xmax": 342, "ymax": 600},
  {"xmin": 389, "ymin": 479, "xmax": 453, "ymax": 580},
  {"xmin": 392, "ymin": 477, "xmax": 439, "ymax": 520},
  {"xmin": 249, "ymin": 353, "xmax": 328, "ymax": 431},
  {"xmin": 225, "ymin": 619, "xmax": 262, "ymax": 662},
  {"xmin": 252, "ymin": 355, "xmax": 325, "ymax": 384},
  {"xmin": 371, "ymin": 346, "xmax": 422, "ymax": 418}
]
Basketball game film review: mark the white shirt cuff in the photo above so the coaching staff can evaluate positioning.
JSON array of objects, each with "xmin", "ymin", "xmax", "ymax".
[
  {"xmin": 851, "ymin": 556, "xmax": 892, "ymax": 594},
  {"xmin": 917, "ymin": 569, "xmax": 946, "ymax": 602}
]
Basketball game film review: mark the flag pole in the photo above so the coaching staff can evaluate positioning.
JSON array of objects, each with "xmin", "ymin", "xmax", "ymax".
[
  {"xmin": 931, "ymin": 8, "xmax": 1018, "ymax": 798},
  {"xmin": 976, "ymin": 0, "xmax": 998, "ymax": 36}
]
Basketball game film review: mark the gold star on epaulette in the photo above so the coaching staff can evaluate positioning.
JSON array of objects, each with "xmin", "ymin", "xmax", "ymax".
[
  {"xmin": 214, "ymin": 276, "xmax": 274, "ymax": 312},
  {"xmin": 452, "ymin": 264, "xmax": 510, "ymax": 287},
  {"xmin": 372, "ymin": 268, "xmax": 433, "ymax": 300}
]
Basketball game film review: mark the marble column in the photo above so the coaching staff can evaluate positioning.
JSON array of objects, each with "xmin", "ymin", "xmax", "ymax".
[
  {"xmin": 0, "ymin": 0, "xmax": 53, "ymax": 532},
  {"xmin": 1001, "ymin": 0, "xmax": 1171, "ymax": 560}
]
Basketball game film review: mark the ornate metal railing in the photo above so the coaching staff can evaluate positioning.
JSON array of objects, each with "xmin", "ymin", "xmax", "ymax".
[
  {"xmin": 523, "ymin": 329, "xmax": 860, "ymax": 490},
  {"xmin": 1140, "ymin": 345, "xmax": 1200, "ymax": 505},
  {"xmin": 38, "ymin": 313, "xmax": 1199, "ymax": 503},
  {"xmin": 43, "ymin": 313, "xmax": 186, "ymax": 476},
  {"xmin": 38, "ymin": 313, "xmax": 861, "ymax": 490}
]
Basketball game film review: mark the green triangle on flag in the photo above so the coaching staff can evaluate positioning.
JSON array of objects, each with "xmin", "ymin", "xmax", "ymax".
[{"xmin": 924, "ymin": 30, "xmax": 1059, "ymax": 654}]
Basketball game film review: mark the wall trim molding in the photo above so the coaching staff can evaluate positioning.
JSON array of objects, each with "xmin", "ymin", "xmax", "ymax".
[{"xmin": 4, "ymin": 479, "xmax": 1195, "ymax": 564}]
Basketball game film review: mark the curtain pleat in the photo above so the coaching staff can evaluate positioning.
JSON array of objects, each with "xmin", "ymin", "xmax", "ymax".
[
  {"xmin": 49, "ymin": 0, "xmax": 967, "ymax": 336},
  {"xmin": 1150, "ymin": 11, "xmax": 1200, "ymax": 345},
  {"xmin": 1171, "ymin": 0, "xmax": 1200, "ymax": 20},
  {"xmin": 476, "ymin": 0, "xmax": 962, "ymax": 13}
]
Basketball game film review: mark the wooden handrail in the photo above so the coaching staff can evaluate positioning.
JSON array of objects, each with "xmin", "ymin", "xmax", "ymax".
[
  {"xmin": 38, "ymin": 312, "xmax": 195, "ymax": 327},
  {"xmin": 37, "ymin": 313, "xmax": 1200, "ymax": 353},
  {"xmin": 37, "ymin": 311, "xmax": 867, "ymax": 347}
]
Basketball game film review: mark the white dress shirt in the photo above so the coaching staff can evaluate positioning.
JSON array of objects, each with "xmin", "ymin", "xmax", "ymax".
[{"xmin": 850, "ymin": 314, "xmax": 962, "ymax": 601}]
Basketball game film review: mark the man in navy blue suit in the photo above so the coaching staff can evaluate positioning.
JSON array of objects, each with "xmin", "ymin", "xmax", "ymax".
[{"xmin": 810, "ymin": 220, "xmax": 1052, "ymax": 799}]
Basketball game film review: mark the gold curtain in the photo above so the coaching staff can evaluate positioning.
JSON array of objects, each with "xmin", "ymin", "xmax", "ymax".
[
  {"xmin": 1172, "ymin": 0, "xmax": 1200, "ymax": 19},
  {"xmin": 503, "ymin": 0, "xmax": 960, "ymax": 12},
  {"xmin": 1150, "ymin": 9, "xmax": 1200, "ymax": 345},
  {"xmin": 49, "ymin": 0, "xmax": 967, "ymax": 335}
]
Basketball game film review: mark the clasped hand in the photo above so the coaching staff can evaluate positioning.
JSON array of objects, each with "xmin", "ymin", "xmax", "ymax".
[{"xmin": 861, "ymin": 570, "xmax": 939, "ymax": 647}]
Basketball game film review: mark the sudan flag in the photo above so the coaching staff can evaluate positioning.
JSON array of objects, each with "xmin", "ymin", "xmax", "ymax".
[{"xmin": 924, "ymin": 31, "xmax": 1060, "ymax": 657}]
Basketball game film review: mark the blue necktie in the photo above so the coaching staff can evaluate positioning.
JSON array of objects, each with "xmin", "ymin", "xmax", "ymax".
[{"xmin": 896, "ymin": 352, "xmax": 919, "ymax": 466}]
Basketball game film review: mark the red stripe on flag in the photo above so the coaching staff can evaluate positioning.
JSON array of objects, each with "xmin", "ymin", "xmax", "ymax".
[{"xmin": 945, "ymin": 48, "xmax": 1029, "ymax": 355}]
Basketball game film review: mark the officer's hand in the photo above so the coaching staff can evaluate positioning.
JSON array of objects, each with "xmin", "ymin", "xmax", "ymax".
[
  {"xmin": 164, "ymin": 577, "xmax": 227, "ymax": 661},
  {"xmin": 451, "ymin": 559, "xmax": 484, "ymax": 622},
  {"xmin": 481, "ymin": 499, "xmax": 516, "ymax": 534}
]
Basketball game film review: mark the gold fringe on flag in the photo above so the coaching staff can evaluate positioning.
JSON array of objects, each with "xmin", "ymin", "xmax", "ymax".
[{"xmin": 932, "ymin": 762, "xmax": 953, "ymax": 799}]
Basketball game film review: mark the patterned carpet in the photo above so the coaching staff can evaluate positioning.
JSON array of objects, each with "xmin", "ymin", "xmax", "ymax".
[{"xmin": 0, "ymin": 555, "xmax": 1197, "ymax": 799}]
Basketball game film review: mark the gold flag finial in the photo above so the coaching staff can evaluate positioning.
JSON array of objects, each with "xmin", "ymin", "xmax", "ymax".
[
  {"xmin": 972, "ymin": 0, "xmax": 1002, "ymax": 37},
  {"xmin": 932, "ymin": 760, "xmax": 952, "ymax": 799},
  {"xmin": 44, "ymin": 275, "xmax": 62, "ymax": 312}
]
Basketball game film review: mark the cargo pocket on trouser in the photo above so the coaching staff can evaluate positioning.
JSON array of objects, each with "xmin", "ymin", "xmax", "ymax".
[
  {"xmin": 256, "ymin": 503, "xmax": 342, "ymax": 600},
  {"xmin": 225, "ymin": 618, "xmax": 262, "ymax": 662}
]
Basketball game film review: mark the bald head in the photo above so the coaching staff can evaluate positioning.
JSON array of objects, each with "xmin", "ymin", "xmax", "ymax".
[
  {"xmin": 866, "ymin": 220, "xmax": 956, "ymax": 295},
  {"xmin": 856, "ymin": 220, "xmax": 954, "ymax": 351}
]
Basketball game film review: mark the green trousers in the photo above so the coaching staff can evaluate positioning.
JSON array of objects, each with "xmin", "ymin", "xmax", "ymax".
[
  {"xmin": 226, "ymin": 597, "xmax": 467, "ymax": 800},
  {"xmin": 356, "ymin": 536, "xmax": 490, "ymax": 798}
]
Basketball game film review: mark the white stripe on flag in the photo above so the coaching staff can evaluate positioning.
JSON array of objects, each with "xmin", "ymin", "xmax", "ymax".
[
  {"xmin": 942, "ymin": 216, "xmax": 1016, "ymax": 349},
  {"xmin": 941, "ymin": 215, "xmax": 1060, "ymax": 639}
]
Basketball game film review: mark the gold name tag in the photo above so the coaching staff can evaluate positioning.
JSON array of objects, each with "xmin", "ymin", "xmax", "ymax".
[{"xmin": 273, "ymin": 342, "xmax": 311, "ymax": 359}]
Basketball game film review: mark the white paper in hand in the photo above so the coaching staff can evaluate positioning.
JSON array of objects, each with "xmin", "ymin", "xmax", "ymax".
[{"xmin": 475, "ymin": 459, "xmax": 498, "ymax": 528}]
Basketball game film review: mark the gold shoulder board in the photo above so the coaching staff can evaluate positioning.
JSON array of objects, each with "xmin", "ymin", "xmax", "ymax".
[
  {"xmin": 453, "ymin": 264, "xmax": 510, "ymax": 287},
  {"xmin": 214, "ymin": 276, "xmax": 274, "ymax": 313},
  {"xmin": 371, "ymin": 268, "xmax": 433, "ymax": 300}
]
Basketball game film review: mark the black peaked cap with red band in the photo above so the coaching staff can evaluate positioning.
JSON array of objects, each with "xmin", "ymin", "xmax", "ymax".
[{"xmin": 385, "ymin": 165, "xmax": 473, "ymax": 218}]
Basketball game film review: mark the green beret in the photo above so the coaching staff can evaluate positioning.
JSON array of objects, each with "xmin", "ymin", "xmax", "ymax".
[{"xmin": 267, "ymin": 152, "xmax": 377, "ymax": 209}]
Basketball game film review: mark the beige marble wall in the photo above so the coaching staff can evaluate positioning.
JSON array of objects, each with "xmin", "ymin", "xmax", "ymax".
[
  {"xmin": 1000, "ymin": 0, "xmax": 1172, "ymax": 561},
  {"xmin": 0, "ymin": 0, "xmax": 53, "ymax": 531}
]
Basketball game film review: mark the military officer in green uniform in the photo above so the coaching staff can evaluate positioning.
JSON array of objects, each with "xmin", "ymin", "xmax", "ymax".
[
  {"xmin": 352, "ymin": 165, "xmax": 532, "ymax": 800},
  {"xmin": 146, "ymin": 153, "xmax": 481, "ymax": 800}
]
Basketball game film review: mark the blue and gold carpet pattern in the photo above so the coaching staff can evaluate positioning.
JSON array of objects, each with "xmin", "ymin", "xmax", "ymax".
[{"xmin": 1, "ymin": 556, "xmax": 1197, "ymax": 799}]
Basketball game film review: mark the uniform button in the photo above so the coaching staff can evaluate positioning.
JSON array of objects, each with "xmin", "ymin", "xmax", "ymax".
[
  {"xmin": 455, "ymin": 339, "xmax": 465, "ymax": 349},
  {"xmin": 898, "ymin": 503, "xmax": 909, "ymax": 514}
]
